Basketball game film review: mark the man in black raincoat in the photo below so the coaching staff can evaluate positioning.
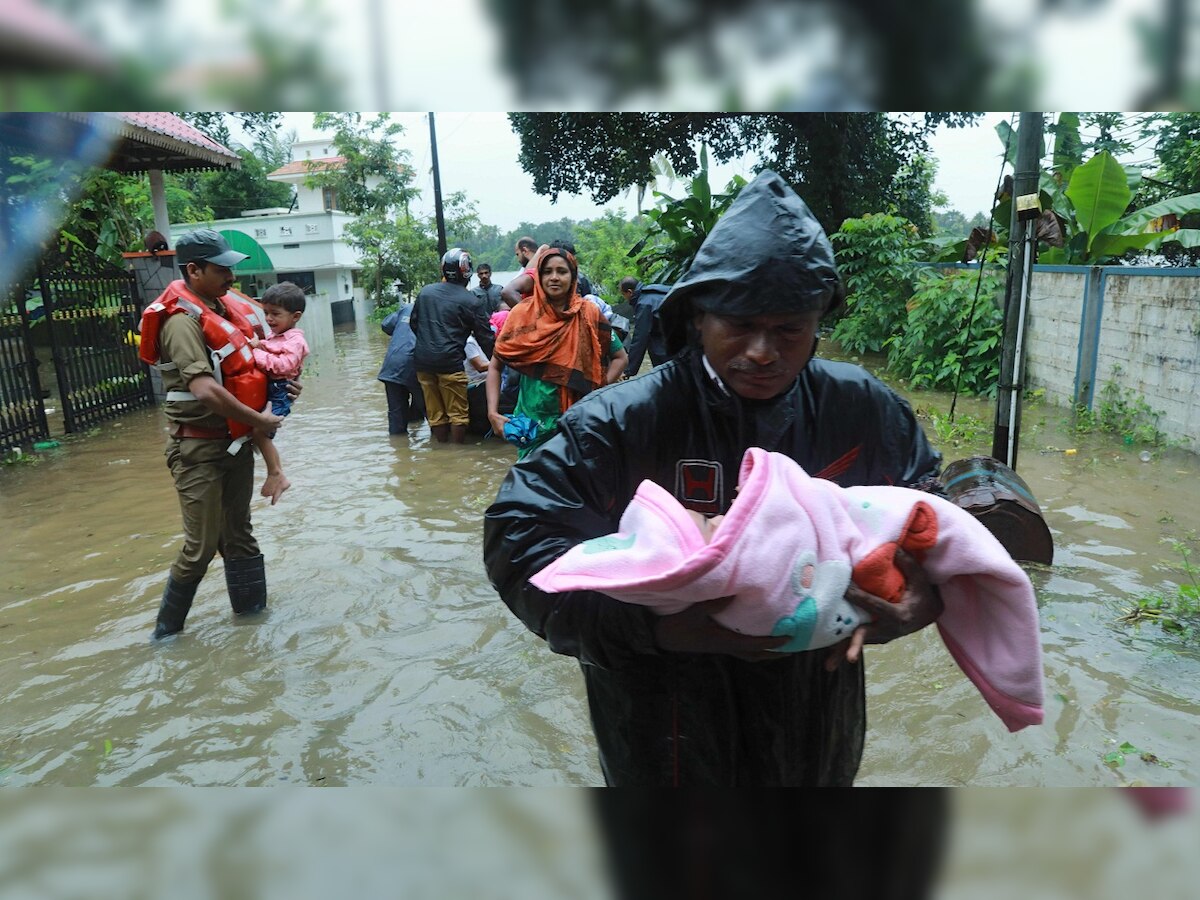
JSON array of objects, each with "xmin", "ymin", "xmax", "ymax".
[{"xmin": 483, "ymin": 170, "xmax": 945, "ymax": 786}]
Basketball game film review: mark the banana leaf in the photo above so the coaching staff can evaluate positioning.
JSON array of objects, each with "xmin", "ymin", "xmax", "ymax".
[
  {"xmin": 1146, "ymin": 228, "xmax": 1200, "ymax": 250},
  {"xmin": 1115, "ymin": 192, "xmax": 1200, "ymax": 232},
  {"xmin": 1088, "ymin": 230, "xmax": 1165, "ymax": 261},
  {"xmin": 1065, "ymin": 151, "xmax": 1131, "ymax": 253}
]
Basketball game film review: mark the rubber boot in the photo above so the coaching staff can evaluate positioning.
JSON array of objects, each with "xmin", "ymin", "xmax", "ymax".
[
  {"xmin": 153, "ymin": 575, "xmax": 200, "ymax": 639},
  {"xmin": 225, "ymin": 553, "xmax": 267, "ymax": 615}
]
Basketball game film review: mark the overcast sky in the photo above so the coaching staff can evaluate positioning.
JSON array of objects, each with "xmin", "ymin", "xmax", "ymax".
[{"xmin": 276, "ymin": 111, "xmax": 1019, "ymax": 231}]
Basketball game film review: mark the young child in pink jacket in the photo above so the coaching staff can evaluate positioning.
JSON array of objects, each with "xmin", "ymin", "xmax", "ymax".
[{"xmin": 247, "ymin": 282, "xmax": 310, "ymax": 504}]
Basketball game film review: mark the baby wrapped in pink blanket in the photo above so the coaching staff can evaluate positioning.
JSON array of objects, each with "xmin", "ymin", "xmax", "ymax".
[{"xmin": 530, "ymin": 447, "xmax": 1044, "ymax": 731}]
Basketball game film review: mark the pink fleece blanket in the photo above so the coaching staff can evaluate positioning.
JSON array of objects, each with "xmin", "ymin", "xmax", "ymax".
[{"xmin": 530, "ymin": 447, "xmax": 1044, "ymax": 731}]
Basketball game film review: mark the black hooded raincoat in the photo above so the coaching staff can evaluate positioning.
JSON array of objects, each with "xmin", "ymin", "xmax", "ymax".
[{"xmin": 482, "ymin": 172, "xmax": 942, "ymax": 786}]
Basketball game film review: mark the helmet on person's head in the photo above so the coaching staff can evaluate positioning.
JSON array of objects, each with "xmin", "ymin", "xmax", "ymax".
[
  {"xmin": 658, "ymin": 170, "xmax": 845, "ymax": 354},
  {"xmin": 441, "ymin": 248, "xmax": 472, "ymax": 284}
]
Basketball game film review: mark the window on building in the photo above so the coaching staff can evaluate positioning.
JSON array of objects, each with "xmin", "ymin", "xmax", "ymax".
[
  {"xmin": 351, "ymin": 270, "xmax": 363, "ymax": 287},
  {"xmin": 322, "ymin": 187, "xmax": 339, "ymax": 211},
  {"xmin": 280, "ymin": 226, "xmax": 292, "ymax": 236},
  {"xmin": 254, "ymin": 228, "xmax": 267, "ymax": 239},
  {"xmin": 306, "ymin": 223, "xmax": 320, "ymax": 235}
]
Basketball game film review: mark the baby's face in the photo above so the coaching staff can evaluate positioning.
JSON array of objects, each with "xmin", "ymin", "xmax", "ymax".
[{"xmin": 687, "ymin": 510, "xmax": 725, "ymax": 543}]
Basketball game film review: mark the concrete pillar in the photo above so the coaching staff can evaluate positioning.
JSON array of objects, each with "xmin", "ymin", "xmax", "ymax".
[{"xmin": 148, "ymin": 169, "xmax": 170, "ymax": 244}]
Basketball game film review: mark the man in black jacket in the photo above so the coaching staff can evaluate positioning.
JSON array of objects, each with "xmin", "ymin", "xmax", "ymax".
[
  {"xmin": 483, "ymin": 171, "xmax": 945, "ymax": 786},
  {"xmin": 619, "ymin": 277, "xmax": 672, "ymax": 377},
  {"xmin": 411, "ymin": 248, "xmax": 494, "ymax": 443}
]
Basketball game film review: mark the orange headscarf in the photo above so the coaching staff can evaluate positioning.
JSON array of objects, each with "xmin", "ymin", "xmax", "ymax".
[{"xmin": 494, "ymin": 247, "xmax": 611, "ymax": 412}]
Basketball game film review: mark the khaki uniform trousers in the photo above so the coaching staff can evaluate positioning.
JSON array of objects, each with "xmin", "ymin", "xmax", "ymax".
[
  {"xmin": 417, "ymin": 370, "xmax": 470, "ymax": 426},
  {"xmin": 165, "ymin": 436, "xmax": 259, "ymax": 583}
]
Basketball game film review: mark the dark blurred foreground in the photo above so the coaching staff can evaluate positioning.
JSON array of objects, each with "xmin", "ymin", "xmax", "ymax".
[
  {"xmin": 0, "ymin": 0, "xmax": 1184, "ymax": 111},
  {"xmin": 0, "ymin": 789, "xmax": 1194, "ymax": 899}
]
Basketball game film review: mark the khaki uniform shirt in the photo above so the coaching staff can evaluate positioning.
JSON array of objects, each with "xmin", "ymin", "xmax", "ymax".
[{"xmin": 158, "ymin": 298, "xmax": 230, "ymax": 431}]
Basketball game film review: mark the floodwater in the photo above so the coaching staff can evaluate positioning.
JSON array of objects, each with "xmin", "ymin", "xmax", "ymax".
[{"xmin": 2, "ymin": 325, "xmax": 1198, "ymax": 787}]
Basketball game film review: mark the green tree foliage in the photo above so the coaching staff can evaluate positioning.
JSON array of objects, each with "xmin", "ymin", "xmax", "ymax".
[
  {"xmin": 573, "ymin": 211, "xmax": 646, "ymax": 298},
  {"xmin": 884, "ymin": 266, "xmax": 1004, "ymax": 397},
  {"xmin": 347, "ymin": 210, "xmax": 440, "ymax": 315},
  {"xmin": 178, "ymin": 113, "xmax": 284, "ymax": 149},
  {"xmin": 828, "ymin": 212, "xmax": 923, "ymax": 355},
  {"xmin": 932, "ymin": 209, "xmax": 972, "ymax": 239},
  {"xmin": 890, "ymin": 155, "xmax": 947, "ymax": 236},
  {"xmin": 508, "ymin": 113, "xmax": 979, "ymax": 234},
  {"xmin": 829, "ymin": 211, "xmax": 1003, "ymax": 396}
]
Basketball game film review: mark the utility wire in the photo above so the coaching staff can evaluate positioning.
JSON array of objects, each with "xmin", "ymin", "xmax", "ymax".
[{"xmin": 949, "ymin": 112, "xmax": 1017, "ymax": 423}]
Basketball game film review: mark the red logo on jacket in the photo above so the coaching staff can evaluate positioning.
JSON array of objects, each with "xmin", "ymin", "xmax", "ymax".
[{"xmin": 676, "ymin": 460, "xmax": 723, "ymax": 514}]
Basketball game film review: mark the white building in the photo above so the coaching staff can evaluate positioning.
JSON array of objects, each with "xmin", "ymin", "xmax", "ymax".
[{"xmin": 168, "ymin": 138, "xmax": 373, "ymax": 350}]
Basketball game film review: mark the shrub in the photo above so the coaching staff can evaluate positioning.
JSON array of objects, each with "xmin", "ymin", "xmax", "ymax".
[
  {"xmin": 829, "ymin": 212, "xmax": 921, "ymax": 354},
  {"xmin": 884, "ymin": 266, "xmax": 1004, "ymax": 396}
]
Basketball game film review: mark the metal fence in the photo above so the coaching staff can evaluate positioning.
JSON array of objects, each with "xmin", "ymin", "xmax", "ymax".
[
  {"xmin": 0, "ymin": 279, "xmax": 50, "ymax": 451},
  {"xmin": 37, "ymin": 261, "xmax": 153, "ymax": 434}
]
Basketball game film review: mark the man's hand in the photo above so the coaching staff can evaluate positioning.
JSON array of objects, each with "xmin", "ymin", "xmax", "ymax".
[
  {"xmin": 823, "ymin": 548, "xmax": 944, "ymax": 671},
  {"xmin": 654, "ymin": 596, "xmax": 789, "ymax": 661},
  {"xmin": 258, "ymin": 410, "xmax": 284, "ymax": 430},
  {"xmin": 285, "ymin": 379, "xmax": 303, "ymax": 401}
]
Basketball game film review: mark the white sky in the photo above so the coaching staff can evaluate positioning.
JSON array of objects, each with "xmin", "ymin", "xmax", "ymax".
[{"xmin": 277, "ymin": 111, "xmax": 1018, "ymax": 230}]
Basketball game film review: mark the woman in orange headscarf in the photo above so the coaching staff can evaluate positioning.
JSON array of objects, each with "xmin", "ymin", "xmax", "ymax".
[{"xmin": 486, "ymin": 246, "xmax": 627, "ymax": 458}]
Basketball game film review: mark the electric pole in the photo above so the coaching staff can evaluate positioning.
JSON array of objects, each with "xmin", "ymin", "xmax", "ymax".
[
  {"xmin": 428, "ymin": 112, "xmax": 447, "ymax": 257},
  {"xmin": 991, "ymin": 112, "xmax": 1044, "ymax": 470}
]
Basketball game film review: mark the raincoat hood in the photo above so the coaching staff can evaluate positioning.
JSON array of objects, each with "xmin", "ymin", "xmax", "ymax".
[{"xmin": 659, "ymin": 169, "xmax": 844, "ymax": 354}]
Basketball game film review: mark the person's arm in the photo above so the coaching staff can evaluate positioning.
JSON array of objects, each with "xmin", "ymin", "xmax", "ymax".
[
  {"xmin": 381, "ymin": 310, "xmax": 399, "ymax": 336},
  {"xmin": 485, "ymin": 359, "xmax": 509, "ymax": 436},
  {"xmin": 188, "ymin": 374, "xmax": 283, "ymax": 431},
  {"xmin": 500, "ymin": 273, "xmax": 532, "ymax": 308},
  {"xmin": 470, "ymin": 301, "xmax": 495, "ymax": 358},
  {"xmin": 606, "ymin": 346, "xmax": 627, "ymax": 385},
  {"xmin": 469, "ymin": 353, "xmax": 490, "ymax": 374},
  {"xmin": 483, "ymin": 411, "xmax": 660, "ymax": 670},
  {"xmin": 408, "ymin": 297, "xmax": 421, "ymax": 336}
]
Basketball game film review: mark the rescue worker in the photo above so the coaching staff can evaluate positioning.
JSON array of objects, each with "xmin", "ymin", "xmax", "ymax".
[
  {"xmin": 139, "ymin": 229, "xmax": 288, "ymax": 640},
  {"xmin": 483, "ymin": 171, "xmax": 946, "ymax": 786}
]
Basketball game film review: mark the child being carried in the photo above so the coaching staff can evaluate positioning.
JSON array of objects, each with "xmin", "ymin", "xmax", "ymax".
[{"xmin": 247, "ymin": 282, "xmax": 310, "ymax": 504}]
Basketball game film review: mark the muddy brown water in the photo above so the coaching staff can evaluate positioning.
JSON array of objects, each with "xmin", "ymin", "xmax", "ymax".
[{"xmin": 2, "ymin": 325, "xmax": 1198, "ymax": 786}]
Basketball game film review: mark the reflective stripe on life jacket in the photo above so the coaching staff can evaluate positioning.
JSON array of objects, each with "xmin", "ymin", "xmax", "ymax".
[{"xmin": 139, "ymin": 279, "xmax": 268, "ymax": 444}]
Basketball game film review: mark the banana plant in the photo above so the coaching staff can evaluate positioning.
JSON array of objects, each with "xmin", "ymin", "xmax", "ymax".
[
  {"xmin": 628, "ymin": 145, "xmax": 747, "ymax": 282},
  {"xmin": 937, "ymin": 115, "xmax": 1200, "ymax": 264}
]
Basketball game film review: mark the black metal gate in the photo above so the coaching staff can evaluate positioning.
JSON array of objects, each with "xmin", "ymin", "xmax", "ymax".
[
  {"xmin": 37, "ymin": 259, "xmax": 153, "ymax": 434},
  {"xmin": 0, "ymin": 278, "xmax": 51, "ymax": 452}
]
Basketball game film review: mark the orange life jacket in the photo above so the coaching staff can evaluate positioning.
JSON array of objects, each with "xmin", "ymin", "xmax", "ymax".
[{"xmin": 139, "ymin": 279, "xmax": 269, "ymax": 442}]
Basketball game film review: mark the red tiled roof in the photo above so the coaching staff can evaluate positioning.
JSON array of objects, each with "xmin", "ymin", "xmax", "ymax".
[
  {"xmin": 56, "ymin": 112, "xmax": 242, "ymax": 172},
  {"xmin": 268, "ymin": 157, "xmax": 347, "ymax": 178},
  {"xmin": 111, "ymin": 113, "xmax": 240, "ymax": 161}
]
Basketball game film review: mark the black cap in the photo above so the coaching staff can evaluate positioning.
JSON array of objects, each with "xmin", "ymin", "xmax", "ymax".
[{"xmin": 175, "ymin": 228, "xmax": 248, "ymax": 268}]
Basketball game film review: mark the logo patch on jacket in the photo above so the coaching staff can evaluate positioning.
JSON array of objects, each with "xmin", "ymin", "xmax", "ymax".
[{"xmin": 676, "ymin": 459, "xmax": 723, "ymax": 514}]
